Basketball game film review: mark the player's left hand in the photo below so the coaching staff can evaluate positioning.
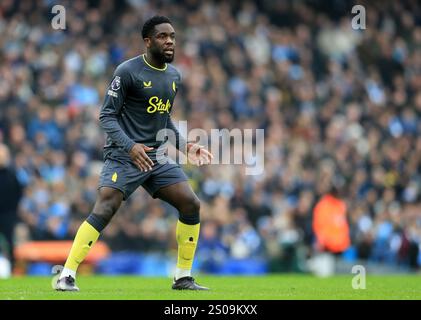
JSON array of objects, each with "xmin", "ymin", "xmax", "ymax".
[{"xmin": 187, "ymin": 143, "xmax": 214, "ymax": 166}]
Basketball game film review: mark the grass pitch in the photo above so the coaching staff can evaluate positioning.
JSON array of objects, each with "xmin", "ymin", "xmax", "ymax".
[{"xmin": 1, "ymin": 274, "xmax": 421, "ymax": 300}]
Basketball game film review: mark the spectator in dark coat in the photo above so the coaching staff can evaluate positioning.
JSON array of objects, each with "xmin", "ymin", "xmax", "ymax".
[{"xmin": 0, "ymin": 144, "xmax": 23, "ymax": 269}]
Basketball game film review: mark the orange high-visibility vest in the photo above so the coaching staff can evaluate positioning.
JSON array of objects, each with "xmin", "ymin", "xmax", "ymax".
[{"xmin": 313, "ymin": 194, "xmax": 350, "ymax": 253}]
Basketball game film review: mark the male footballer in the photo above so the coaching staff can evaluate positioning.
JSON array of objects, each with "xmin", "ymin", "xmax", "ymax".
[{"xmin": 55, "ymin": 15, "xmax": 213, "ymax": 291}]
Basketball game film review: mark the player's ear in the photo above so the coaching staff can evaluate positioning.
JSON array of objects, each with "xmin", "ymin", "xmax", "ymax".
[{"xmin": 144, "ymin": 37, "xmax": 151, "ymax": 48}]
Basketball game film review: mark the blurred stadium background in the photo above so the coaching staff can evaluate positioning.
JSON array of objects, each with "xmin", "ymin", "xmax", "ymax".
[{"xmin": 1, "ymin": 0, "xmax": 421, "ymax": 279}]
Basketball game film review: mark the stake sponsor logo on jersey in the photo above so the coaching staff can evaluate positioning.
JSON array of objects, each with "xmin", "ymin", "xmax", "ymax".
[{"xmin": 147, "ymin": 96, "xmax": 171, "ymax": 114}]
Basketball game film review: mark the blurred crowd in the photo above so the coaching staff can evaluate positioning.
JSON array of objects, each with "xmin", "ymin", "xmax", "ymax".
[{"xmin": 1, "ymin": 0, "xmax": 421, "ymax": 273}]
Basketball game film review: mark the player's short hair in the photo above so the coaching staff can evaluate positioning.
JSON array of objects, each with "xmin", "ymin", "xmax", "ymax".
[{"xmin": 142, "ymin": 15, "xmax": 172, "ymax": 39}]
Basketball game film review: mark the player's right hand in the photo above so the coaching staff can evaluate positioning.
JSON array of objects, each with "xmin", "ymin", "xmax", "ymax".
[{"xmin": 129, "ymin": 143, "xmax": 154, "ymax": 172}]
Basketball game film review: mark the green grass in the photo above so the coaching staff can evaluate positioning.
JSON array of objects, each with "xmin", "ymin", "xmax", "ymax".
[{"xmin": 1, "ymin": 274, "xmax": 421, "ymax": 300}]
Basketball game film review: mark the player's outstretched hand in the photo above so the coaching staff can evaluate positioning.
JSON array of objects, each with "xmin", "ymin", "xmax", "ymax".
[
  {"xmin": 129, "ymin": 143, "xmax": 154, "ymax": 172},
  {"xmin": 187, "ymin": 143, "xmax": 214, "ymax": 166}
]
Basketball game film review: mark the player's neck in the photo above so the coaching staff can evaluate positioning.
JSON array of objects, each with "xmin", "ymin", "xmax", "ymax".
[{"xmin": 144, "ymin": 53, "xmax": 166, "ymax": 70}]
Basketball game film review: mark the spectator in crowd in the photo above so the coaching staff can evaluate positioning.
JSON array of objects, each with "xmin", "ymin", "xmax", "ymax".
[{"xmin": 0, "ymin": 144, "xmax": 24, "ymax": 269}]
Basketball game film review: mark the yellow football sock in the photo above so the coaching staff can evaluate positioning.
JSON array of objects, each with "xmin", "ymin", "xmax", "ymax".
[
  {"xmin": 64, "ymin": 221, "xmax": 100, "ymax": 272},
  {"xmin": 176, "ymin": 220, "xmax": 200, "ymax": 270}
]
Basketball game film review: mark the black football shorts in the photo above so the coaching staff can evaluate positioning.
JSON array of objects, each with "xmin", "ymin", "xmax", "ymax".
[{"xmin": 98, "ymin": 157, "xmax": 188, "ymax": 200}]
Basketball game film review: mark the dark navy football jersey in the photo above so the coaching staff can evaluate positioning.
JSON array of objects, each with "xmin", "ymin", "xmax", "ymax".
[{"xmin": 99, "ymin": 54, "xmax": 184, "ymax": 161}]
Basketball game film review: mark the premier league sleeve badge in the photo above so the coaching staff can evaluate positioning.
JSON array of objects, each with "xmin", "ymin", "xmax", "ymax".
[{"xmin": 111, "ymin": 76, "xmax": 121, "ymax": 91}]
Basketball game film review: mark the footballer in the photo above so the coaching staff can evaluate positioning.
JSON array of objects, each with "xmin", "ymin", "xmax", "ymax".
[{"xmin": 55, "ymin": 15, "xmax": 213, "ymax": 291}]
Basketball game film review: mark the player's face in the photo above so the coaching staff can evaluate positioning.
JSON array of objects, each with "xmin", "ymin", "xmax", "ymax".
[{"xmin": 147, "ymin": 23, "xmax": 176, "ymax": 63}]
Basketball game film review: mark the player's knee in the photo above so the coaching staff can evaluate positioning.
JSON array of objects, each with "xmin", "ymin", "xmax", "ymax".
[
  {"xmin": 87, "ymin": 198, "xmax": 117, "ymax": 232},
  {"xmin": 179, "ymin": 197, "xmax": 200, "ymax": 225},
  {"xmin": 94, "ymin": 189, "xmax": 123, "ymax": 222},
  {"xmin": 97, "ymin": 199, "xmax": 119, "ymax": 221},
  {"xmin": 183, "ymin": 197, "xmax": 200, "ymax": 215}
]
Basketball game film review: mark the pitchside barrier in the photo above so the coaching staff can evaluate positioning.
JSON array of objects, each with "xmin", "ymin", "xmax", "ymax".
[{"xmin": 13, "ymin": 241, "xmax": 110, "ymax": 275}]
